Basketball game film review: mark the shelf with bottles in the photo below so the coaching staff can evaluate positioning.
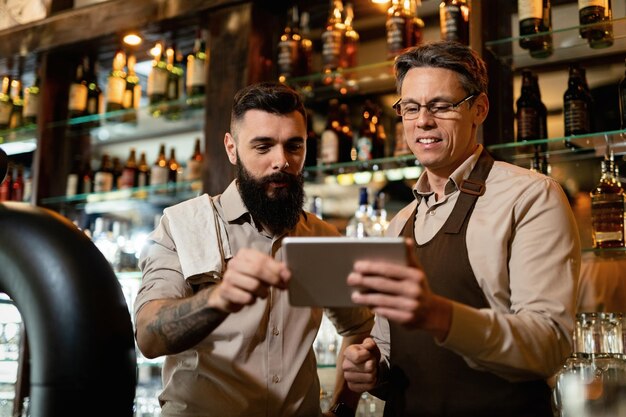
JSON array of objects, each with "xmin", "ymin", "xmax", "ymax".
[
  {"xmin": 486, "ymin": 128, "xmax": 626, "ymax": 166},
  {"xmin": 304, "ymin": 153, "xmax": 420, "ymax": 182},
  {"xmin": 485, "ymin": 16, "xmax": 626, "ymax": 69},
  {"xmin": 40, "ymin": 179, "xmax": 202, "ymax": 209}
]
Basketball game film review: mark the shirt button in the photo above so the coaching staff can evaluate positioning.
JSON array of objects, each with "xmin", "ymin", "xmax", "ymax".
[
  {"xmin": 428, "ymin": 210, "xmax": 436, "ymax": 216},
  {"xmin": 272, "ymin": 327, "xmax": 280, "ymax": 336},
  {"xmin": 272, "ymin": 375, "xmax": 280, "ymax": 383}
]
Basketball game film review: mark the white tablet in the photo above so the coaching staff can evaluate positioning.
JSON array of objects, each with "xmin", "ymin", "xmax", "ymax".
[{"xmin": 283, "ymin": 236, "xmax": 406, "ymax": 307}]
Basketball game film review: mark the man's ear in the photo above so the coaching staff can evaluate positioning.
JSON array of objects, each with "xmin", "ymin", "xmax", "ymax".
[
  {"xmin": 224, "ymin": 133, "xmax": 237, "ymax": 165},
  {"xmin": 473, "ymin": 93, "xmax": 489, "ymax": 126}
]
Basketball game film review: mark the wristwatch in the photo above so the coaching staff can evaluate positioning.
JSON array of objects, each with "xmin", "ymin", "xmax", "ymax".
[{"xmin": 330, "ymin": 402, "xmax": 355, "ymax": 417}]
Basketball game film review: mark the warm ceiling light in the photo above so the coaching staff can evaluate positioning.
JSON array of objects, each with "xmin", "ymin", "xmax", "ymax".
[
  {"xmin": 371, "ymin": 0, "xmax": 390, "ymax": 3},
  {"xmin": 123, "ymin": 33, "xmax": 143, "ymax": 46}
]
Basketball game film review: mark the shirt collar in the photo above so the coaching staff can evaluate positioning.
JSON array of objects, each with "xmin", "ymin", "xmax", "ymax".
[
  {"xmin": 220, "ymin": 180, "xmax": 250, "ymax": 223},
  {"xmin": 412, "ymin": 144, "xmax": 483, "ymax": 204}
]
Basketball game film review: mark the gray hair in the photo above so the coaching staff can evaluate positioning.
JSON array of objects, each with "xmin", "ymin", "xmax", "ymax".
[{"xmin": 394, "ymin": 41, "xmax": 488, "ymax": 96}]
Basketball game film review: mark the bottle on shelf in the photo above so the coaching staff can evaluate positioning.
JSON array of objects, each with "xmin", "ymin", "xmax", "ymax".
[
  {"xmin": 186, "ymin": 138, "xmax": 203, "ymax": 181},
  {"xmin": 0, "ymin": 162, "xmax": 12, "ymax": 201},
  {"xmin": 11, "ymin": 164, "xmax": 24, "ymax": 202},
  {"xmin": 65, "ymin": 156, "xmax": 82, "ymax": 197},
  {"xmin": 119, "ymin": 148, "xmax": 138, "ymax": 189},
  {"xmin": 304, "ymin": 110, "xmax": 319, "ymax": 169},
  {"xmin": 166, "ymin": 45, "xmax": 185, "ymax": 120},
  {"xmin": 112, "ymin": 156, "xmax": 123, "ymax": 190},
  {"xmin": 617, "ymin": 57, "xmax": 626, "ymax": 130},
  {"xmin": 439, "ymin": 0, "xmax": 470, "ymax": 45},
  {"xmin": 150, "ymin": 144, "xmax": 169, "ymax": 188},
  {"xmin": 320, "ymin": 99, "xmax": 341, "ymax": 165},
  {"xmin": 372, "ymin": 104, "xmax": 387, "ymax": 159},
  {"xmin": 23, "ymin": 64, "xmax": 41, "ymax": 126},
  {"xmin": 346, "ymin": 187, "xmax": 371, "ymax": 238},
  {"xmin": 409, "ymin": 0, "xmax": 425, "ymax": 48},
  {"xmin": 321, "ymin": 0, "xmax": 345, "ymax": 81},
  {"xmin": 186, "ymin": 29, "xmax": 208, "ymax": 104},
  {"xmin": 393, "ymin": 116, "xmax": 411, "ymax": 156},
  {"xmin": 81, "ymin": 158, "xmax": 93, "ymax": 195},
  {"xmin": 355, "ymin": 101, "xmax": 376, "ymax": 162},
  {"xmin": 386, "ymin": 0, "xmax": 411, "ymax": 60},
  {"xmin": 0, "ymin": 74, "xmax": 14, "ymax": 130},
  {"xmin": 516, "ymin": 70, "xmax": 541, "ymax": 151},
  {"xmin": 298, "ymin": 12, "xmax": 314, "ymax": 81},
  {"xmin": 563, "ymin": 63, "xmax": 591, "ymax": 146},
  {"xmin": 578, "ymin": 0, "xmax": 613, "ymax": 49},
  {"xmin": 147, "ymin": 41, "xmax": 169, "ymax": 114},
  {"xmin": 136, "ymin": 151, "xmax": 150, "ymax": 188},
  {"xmin": 338, "ymin": 103, "xmax": 355, "ymax": 163},
  {"xmin": 106, "ymin": 50, "xmax": 127, "ymax": 114},
  {"xmin": 167, "ymin": 147, "xmax": 182, "ymax": 185},
  {"xmin": 590, "ymin": 156, "xmax": 624, "ymax": 248},
  {"xmin": 340, "ymin": 2, "xmax": 359, "ymax": 69},
  {"xmin": 518, "ymin": 0, "xmax": 553, "ymax": 59},
  {"xmin": 531, "ymin": 73, "xmax": 548, "ymax": 149},
  {"xmin": 122, "ymin": 53, "xmax": 141, "ymax": 123},
  {"xmin": 9, "ymin": 77, "xmax": 24, "ymax": 130},
  {"xmin": 93, "ymin": 154, "xmax": 114, "ymax": 193},
  {"xmin": 68, "ymin": 59, "xmax": 88, "ymax": 119},
  {"xmin": 86, "ymin": 57, "xmax": 102, "ymax": 126},
  {"xmin": 368, "ymin": 191, "xmax": 389, "ymax": 237},
  {"xmin": 277, "ymin": 6, "xmax": 301, "ymax": 83}
]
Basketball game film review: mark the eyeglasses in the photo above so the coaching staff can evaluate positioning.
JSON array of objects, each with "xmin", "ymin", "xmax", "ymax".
[{"xmin": 393, "ymin": 93, "xmax": 477, "ymax": 120}]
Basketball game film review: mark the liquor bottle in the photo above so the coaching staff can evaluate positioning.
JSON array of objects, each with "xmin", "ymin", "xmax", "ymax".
[
  {"xmin": 186, "ymin": 29, "xmax": 208, "ymax": 101},
  {"xmin": 11, "ymin": 164, "xmax": 24, "ymax": 202},
  {"xmin": 122, "ymin": 53, "xmax": 140, "ymax": 123},
  {"xmin": 112, "ymin": 156, "xmax": 123, "ymax": 190},
  {"xmin": 298, "ymin": 12, "xmax": 314, "ymax": 80},
  {"xmin": 346, "ymin": 187, "xmax": 371, "ymax": 237},
  {"xmin": 23, "ymin": 65, "xmax": 41, "ymax": 126},
  {"xmin": 93, "ymin": 154, "xmax": 114, "ymax": 193},
  {"xmin": 68, "ymin": 59, "xmax": 88, "ymax": 119},
  {"xmin": 563, "ymin": 64, "xmax": 591, "ymax": 140},
  {"xmin": 617, "ymin": 61, "xmax": 626, "ymax": 130},
  {"xmin": 106, "ymin": 50, "xmax": 127, "ymax": 113},
  {"xmin": 386, "ymin": 0, "xmax": 410, "ymax": 60},
  {"xmin": 320, "ymin": 99, "xmax": 341, "ymax": 164},
  {"xmin": 409, "ymin": 0, "xmax": 425, "ymax": 48},
  {"xmin": 0, "ymin": 74, "xmax": 13, "ymax": 130},
  {"xmin": 340, "ymin": 2, "xmax": 359, "ymax": 69},
  {"xmin": 321, "ymin": 0, "xmax": 345, "ymax": 77},
  {"xmin": 81, "ymin": 159, "xmax": 93, "ymax": 194},
  {"xmin": 166, "ymin": 46, "xmax": 185, "ymax": 120},
  {"xmin": 9, "ymin": 77, "xmax": 23, "ymax": 129},
  {"xmin": 304, "ymin": 110, "xmax": 319, "ymax": 168},
  {"xmin": 167, "ymin": 147, "xmax": 181, "ymax": 184},
  {"xmin": 0, "ymin": 162, "xmax": 12, "ymax": 201},
  {"xmin": 186, "ymin": 138, "xmax": 203, "ymax": 181},
  {"xmin": 356, "ymin": 101, "xmax": 376, "ymax": 161},
  {"xmin": 86, "ymin": 57, "xmax": 102, "ymax": 126},
  {"xmin": 150, "ymin": 144, "xmax": 169, "ymax": 187},
  {"xmin": 518, "ymin": 0, "xmax": 553, "ymax": 59},
  {"xmin": 148, "ymin": 41, "xmax": 169, "ymax": 109},
  {"xmin": 119, "ymin": 148, "xmax": 138, "ymax": 189},
  {"xmin": 136, "ymin": 151, "xmax": 150, "ymax": 187},
  {"xmin": 439, "ymin": 0, "xmax": 470, "ymax": 45},
  {"xmin": 277, "ymin": 6, "xmax": 301, "ymax": 82},
  {"xmin": 368, "ymin": 191, "xmax": 389, "ymax": 237},
  {"xmin": 590, "ymin": 158, "xmax": 624, "ymax": 248},
  {"xmin": 516, "ymin": 70, "xmax": 540, "ymax": 147},
  {"xmin": 579, "ymin": 0, "xmax": 613, "ymax": 49},
  {"xmin": 373, "ymin": 105, "xmax": 387, "ymax": 159},
  {"xmin": 531, "ymin": 74, "xmax": 548, "ymax": 142},
  {"xmin": 338, "ymin": 103, "xmax": 354, "ymax": 163},
  {"xmin": 65, "ymin": 156, "xmax": 82, "ymax": 197}
]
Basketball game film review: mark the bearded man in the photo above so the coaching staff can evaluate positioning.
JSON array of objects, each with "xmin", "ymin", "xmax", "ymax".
[{"xmin": 134, "ymin": 82, "xmax": 373, "ymax": 417}]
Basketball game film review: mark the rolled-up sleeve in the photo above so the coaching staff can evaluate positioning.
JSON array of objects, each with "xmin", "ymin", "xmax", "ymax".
[
  {"xmin": 134, "ymin": 215, "xmax": 192, "ymax": 319},
  {"xmin": 324, "ymin": 306, "xmax": 374, "ymax": 337}
]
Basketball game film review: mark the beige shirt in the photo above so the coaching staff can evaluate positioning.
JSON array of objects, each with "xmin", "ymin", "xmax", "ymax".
[
  {"xmin": 135, "ymin": 181, "xmax": 374, "ymax": 417},
  {"xmin": 373, "ymin": 145, "xmax": 581, "ymax": 382}
]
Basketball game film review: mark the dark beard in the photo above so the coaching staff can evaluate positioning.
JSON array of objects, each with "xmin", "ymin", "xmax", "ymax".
[{"xmin": 236, "ymin": 159, "xmax": 304, "ymax": 236}]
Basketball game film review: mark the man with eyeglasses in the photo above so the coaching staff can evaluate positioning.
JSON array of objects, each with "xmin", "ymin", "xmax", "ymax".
[{"xmin": 341, "ymin": 41, "xmax": 580, "ymax": 416}]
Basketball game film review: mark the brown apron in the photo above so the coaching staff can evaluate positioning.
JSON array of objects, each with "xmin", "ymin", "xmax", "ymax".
[{"xmin": 384, "ymin": 149, "xmax": 552, "ymax": 417}]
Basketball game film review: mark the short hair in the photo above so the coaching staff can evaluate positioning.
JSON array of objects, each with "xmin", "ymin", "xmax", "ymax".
[
  {"xmin": 230, "ymin": 82, "xmax": 306, "ymax": 135},
  {"xmin": 394, "ymin": 41, "xmax": 488, "ymax": 97}
]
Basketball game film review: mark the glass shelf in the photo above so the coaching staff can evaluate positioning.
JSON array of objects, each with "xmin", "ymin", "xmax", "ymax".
[
  {"xmin": 486, "ymin": 129, "xmax": 626, "ymax": 165},
  {"xmin": 285, "ymin": 61, "xmax": 396, "ymax": 101},
  {"xmin": 0, "ymin": 96, "xmax": 206, "ymax": 155},
  {"xmin": 40, "ymin": 180, "xmax": 203, "ymax": 208},
  {"xmin": 485, "ymin": 17, "xmax": 626, "ymax": 69}
]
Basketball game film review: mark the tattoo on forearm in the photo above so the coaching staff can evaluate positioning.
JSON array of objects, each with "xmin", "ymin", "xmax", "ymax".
[{"xmin": 148, "ymin": 293, "xmax": 227, "ymax": 354}]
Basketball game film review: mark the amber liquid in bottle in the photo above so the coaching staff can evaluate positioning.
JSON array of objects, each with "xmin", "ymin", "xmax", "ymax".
[
  {"xmin": 591, "ymin": 159, "xmax": 625, "ymax": 248},
  {"xmin": 518, "ymin": 0, "xmax": 553, "ymax": 58}
]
